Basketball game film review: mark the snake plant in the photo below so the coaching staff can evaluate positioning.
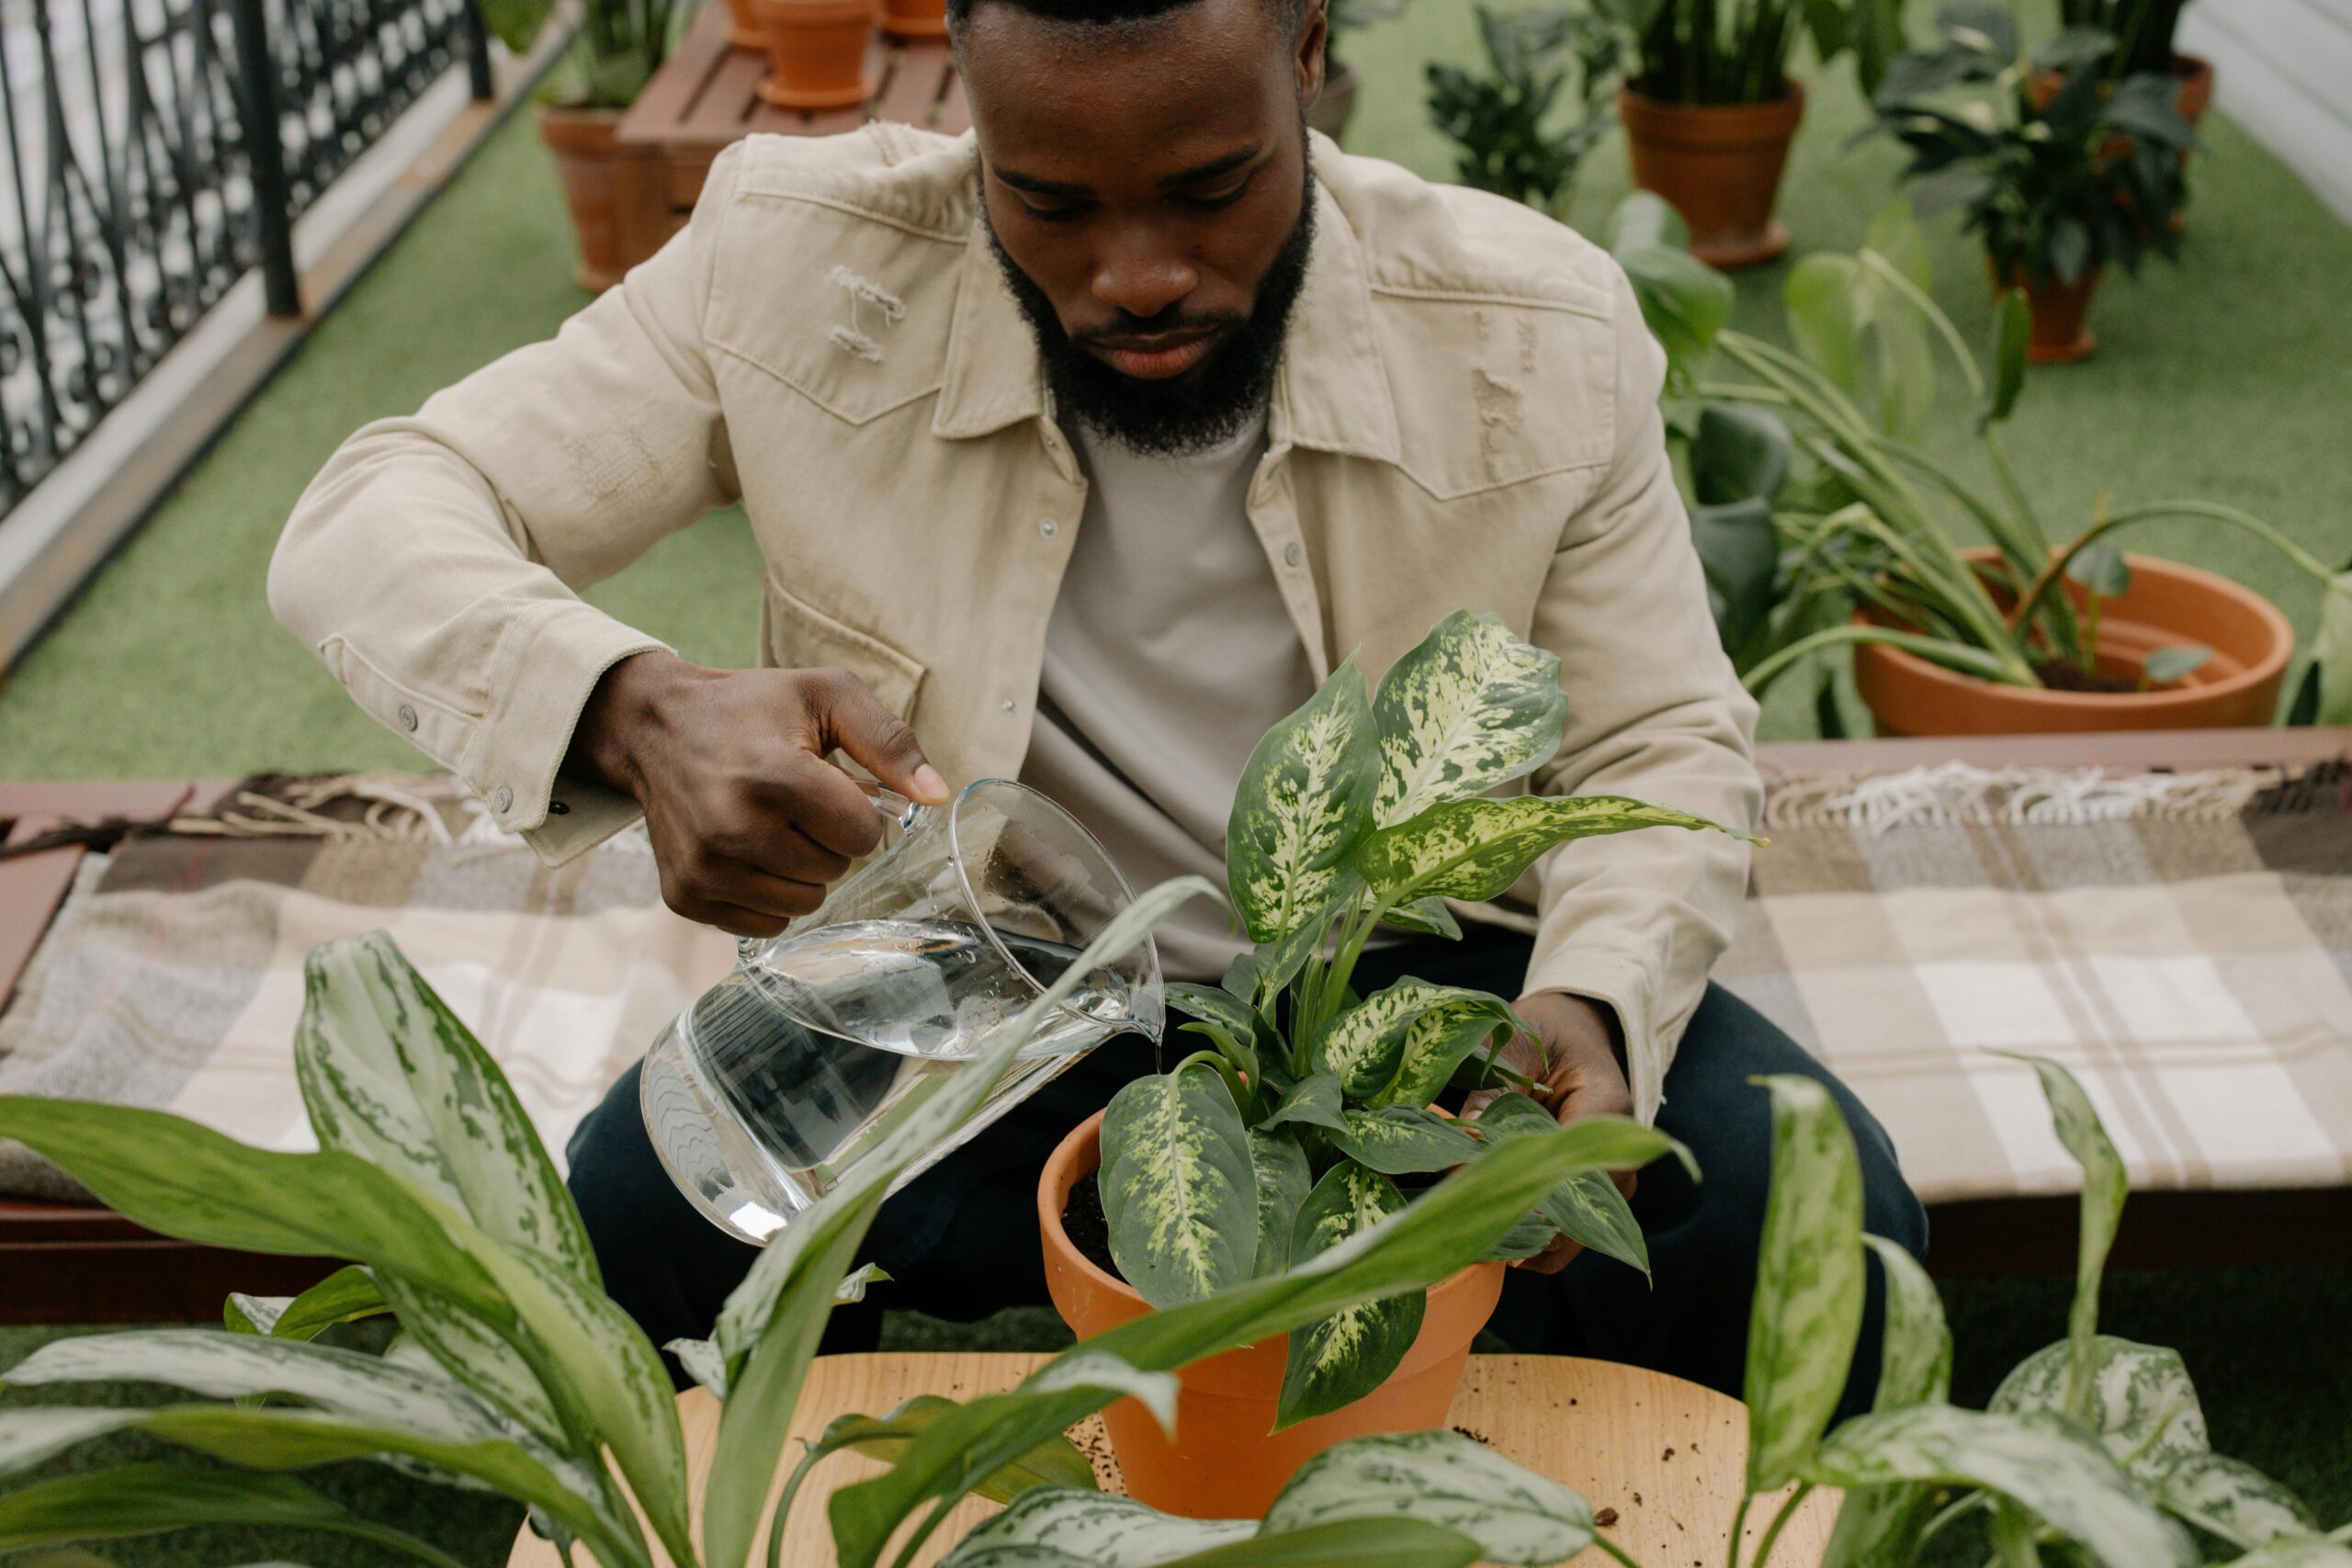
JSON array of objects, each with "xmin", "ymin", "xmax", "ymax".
[{"xmin": 1093, "ymin": 610, "xmax": 1744, "ymax": 1427}]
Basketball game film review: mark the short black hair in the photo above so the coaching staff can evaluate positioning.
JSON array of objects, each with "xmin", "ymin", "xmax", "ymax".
[{"xmin": 946, "ymin": 0, "xmax": 1307, "ymax": 39}]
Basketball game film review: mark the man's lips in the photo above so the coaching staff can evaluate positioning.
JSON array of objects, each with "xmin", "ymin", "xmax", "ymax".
[{"xmin": 1082, "ymin": 326, "xmax": 1227, "ymax": 380}]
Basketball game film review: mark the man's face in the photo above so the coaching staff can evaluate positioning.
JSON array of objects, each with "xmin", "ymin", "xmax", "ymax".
[{"xmin": 959, "ymin": 0, "xmax": 1327, "ymax": 453}]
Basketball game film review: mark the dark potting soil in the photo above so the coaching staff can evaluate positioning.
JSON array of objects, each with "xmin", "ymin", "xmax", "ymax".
[
  {"xmin": 2032, "ymin": 659, "xmax": 2139, "ymax": 694},
  {"xmin": 1062, "ymin": 1172, "xmax": 1125, "ymax": 1280}
]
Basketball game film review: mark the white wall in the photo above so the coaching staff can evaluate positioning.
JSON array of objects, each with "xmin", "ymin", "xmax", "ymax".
[{"xmin": 2178, "ymin": 0, "xmax": 2352, "ymax": 223}]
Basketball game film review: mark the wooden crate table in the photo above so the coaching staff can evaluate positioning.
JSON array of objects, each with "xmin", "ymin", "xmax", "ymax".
[
  {"xmin": 614, "ymin": 1, "xmax": 969, "ymax": 265},
  {"xmin": 504, "ymin": 1351, "xmax": 1837, "ymax": 1567}
]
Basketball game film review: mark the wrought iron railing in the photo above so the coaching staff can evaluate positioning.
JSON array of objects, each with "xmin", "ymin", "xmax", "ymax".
[{"xmin": 0, "ymin": 0, "xmax": 492, "ymax": 519}]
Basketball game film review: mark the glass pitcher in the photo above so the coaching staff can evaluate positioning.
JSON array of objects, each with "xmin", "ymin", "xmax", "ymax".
[{"xmin": 639, "ymin": 777, "xmax": 1163, "ymax": 1245}]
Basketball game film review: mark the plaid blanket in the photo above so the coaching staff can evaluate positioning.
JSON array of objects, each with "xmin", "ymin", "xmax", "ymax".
[{"xmin": 3, "ymin": 764, "xmax": 2347, "ymax": 1207}]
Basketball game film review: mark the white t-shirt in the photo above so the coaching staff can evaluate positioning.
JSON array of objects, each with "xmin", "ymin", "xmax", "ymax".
[{"xmin": 1019, "ymin": 409, "xmax": 1317, "ymax": 982}]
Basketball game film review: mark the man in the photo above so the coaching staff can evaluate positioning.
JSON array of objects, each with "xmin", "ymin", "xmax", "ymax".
[{"xmin": 272, "ymin": 0, "xmax": 1924, "ymax": 1410}]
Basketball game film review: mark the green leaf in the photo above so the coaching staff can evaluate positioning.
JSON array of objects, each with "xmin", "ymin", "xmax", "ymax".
[
  {"xmin": 707, "ymin": 874, "xmax": 1218, "ymax": 1568},
  {"xmin": 1861, "ymin": 1235, "xmax": 1948, "ymax": 1410},
  {"xmin": 1101, "ymin": 1060, "xmax": 1261, "ymax": 1308},
  {"xmin": 941, "ymin": 1490, "xmax": 1255, "ymax": 1566},
  {"xmin": 1227, "ymin": 658, "xmax": 1381, "ymax": 943},
  {"xmin": 1786, "ymin": 254, "xmax": 1865, "ymax": 390},
  {"xmin": 1470, "ymin": 1094, "xmax": 1651, "ymax": 1276},
  {"xmin": 1326, "ymin": 1108, "xmax": 1486, "ymax": 1176},
  {"xmin": 1170, "ymin": 984, "xmax": 1264, "ymax": 1047},
  {"xmin": 1613, "ymin": 241, "xmax": 1736, "ymax": 394},
  {"xmin": 473, "ymin": 0, "xmax": 560, "ymax": 51},
  {"xmin": 2143, "ymin": 646, "xmax": 2212, "ymax": 685},
  {"xmin": 225, "ymin": 1265, "xmax": 390, "ymax": 1339},
  {"xmin": 1984, "ymin": 288, "xmax": 2030, "ymax": 426},
  {"xmin": 2066, "ymin": 543, "xmax": 2132, "ymax": 599},
  {"xmin": 1806, "ymin": 1405, "xmax": 2199, "ymax": 1568},
  {"xmin": 799, "ymin": 1396, "xmax": 1100, "ymax": 1507},
  {"xmin": 1368, "ymin": 611, "xmax": 1566, "ymax": 828},
  {"xmin": 2001, "ymin": 1054, "xmax": 2126, "ymax": 1421},
  {"xmin": 2308, "ymin": 570, "xmax": 2352, "ymax": 724},
  {"xmin": 823, "ymin": 1116, "xmax": 1676, "ymax": 1568},
  {"xmin": 1261, "ymin": 1074, "xmax": 1350, "ymax": 1134},
  {"xmin": 1354, "ymin": 795, "xmax": 1743, "ymax": 908},
  {"xmin": 946, "ymin": 1517, "xmax": 1487, "ymax": 1568},
  {"xmin": 1368, "ymin": 1000, "xmax": 1516, "ymax": 1112},
  {"xmin": 1279, "ymin": 1165, "xmax": 1422, "ymax": 1429},
  {"xmin": 1989, "ymin": 1337, "xmax": 2207, "ymax": 1487},
  {"xmin": 1250, "ymin": 1127, "xmax": 1315, "ymax": 1275},
  {"xmin": 1604, "ymin": 190, "xmax": 1688, "ymax": 253},
  {"xmin": 1261, "ymin": 1429, "xmax": 1593, "ymax": 1564},
  {"xmin": 1313, "ymin": 982, "xmax": 1503, "ymax": 1101},
  {"xmin": 1744, "ymin": 1075, "xmax": 1867, "ymax": 1492},
  {"xmin": 2207, "ymin": 1536, "xmax": 2352, "ymax": 1567},
  {"xmin": 1690, "ymin": 403, "xmax": 1792, "ymax": 508},
  {"xmin": 0, "ymin": 1465, "xmax": 469, "ymax": 1566},
  {"xmin": 1819, "ymin": 1483, "xmax": 1939, "ymax": 1568},
  {"xmin": 2158, "ymin": 1453, "xmax": 2317, "ymax": 1551},
  {"xmin": 1380, "ymin": 897, "xmax": 1463, "ymax": 940}
]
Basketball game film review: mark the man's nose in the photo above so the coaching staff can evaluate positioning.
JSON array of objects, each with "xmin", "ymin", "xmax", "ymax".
[{"xmin": 1091, "ymin": 222, "xmax": 1198, "ymax": 322}]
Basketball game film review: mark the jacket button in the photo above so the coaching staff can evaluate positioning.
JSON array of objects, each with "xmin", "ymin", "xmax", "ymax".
[
  {"xmin": 397, "ymin": 704, "xmax": 418, "ymax": 732},
  {"xmin": 1037, "ymin": 517, "xmax": 1058, "ymax": 539},
  {"xmin": 1283, "ymin": 542, "xmax": 1303, "ymax": 568},
  {"xmin": 492, "ymin": 785, "xmax": 513, "ymax": 813},
  {"xmin": 1000, "ymin": 697, "xmax": 1016, "ymax": 714}
]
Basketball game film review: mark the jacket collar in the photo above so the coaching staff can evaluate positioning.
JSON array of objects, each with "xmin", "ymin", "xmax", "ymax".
[{"xmin": 930, "ymin": 136, "xmax": 1399, "ymax": 465}]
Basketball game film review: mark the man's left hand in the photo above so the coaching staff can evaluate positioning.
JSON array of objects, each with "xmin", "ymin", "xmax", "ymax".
[{"xmin": 1462, "ymin": 992, "xmax": 1637, "ymax": 1276}]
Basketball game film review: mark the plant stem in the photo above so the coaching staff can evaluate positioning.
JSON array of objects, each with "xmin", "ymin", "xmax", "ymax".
[
  {"xmin": 1724, "ymin": 1492, "xmax": 1754, "ymax": 1568},
  {"xmin": 2007, "ymin": 500, "xmax": 2336, "ymax": 633},
  {"xmin": 1749, "ymin": 1483, "xmax": 1814, "ymax": 1568},
  {"xmin": 1917, "ymin": 1490, "xmax": 1989, "ymax": 1548},
  {"xmin": 1590, "ymin": 1533, "xmax": 1647, "ymax": 1568},
  {"xmin": 1741, "ymin": 621, "xmax": 2031, "ymax": 694}
]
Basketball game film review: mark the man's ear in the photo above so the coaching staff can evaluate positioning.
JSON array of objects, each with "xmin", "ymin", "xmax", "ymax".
[{"xmin": 1295, "ymin": 0, "xmax": 1329, "ymax": 107}]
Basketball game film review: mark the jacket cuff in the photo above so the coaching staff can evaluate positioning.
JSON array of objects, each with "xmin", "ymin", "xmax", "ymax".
[
  {"xmin": 1520, "ymin": 949, "xmax": 1661, "ymax": 1126},
  {"xmin": 458, "ymin": 599, "xmax": 668, "ymax": 845},
  {"xmin": 522, "ymin": 776, "xmax": 647, "ymax": 867}
]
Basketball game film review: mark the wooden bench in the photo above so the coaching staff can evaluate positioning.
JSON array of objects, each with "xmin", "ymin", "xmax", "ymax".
[{"xmin": 5, "ymin": 728, "xmax": 2349, "ymax": 1322}]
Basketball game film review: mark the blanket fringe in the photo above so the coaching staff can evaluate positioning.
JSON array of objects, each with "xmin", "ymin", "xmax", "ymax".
[
  {"xmin": 167, "ymin": 774, "xmax": 651, "ymax": 857},
  {"xmin": 1761, "ymin": 760, "xmax": 2338, "ymax": 835}
]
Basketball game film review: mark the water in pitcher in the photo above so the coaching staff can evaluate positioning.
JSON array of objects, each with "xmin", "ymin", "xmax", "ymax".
[{"xmin": 640, "ymin": 918, "xmax": 1140, "ymax": 1244}]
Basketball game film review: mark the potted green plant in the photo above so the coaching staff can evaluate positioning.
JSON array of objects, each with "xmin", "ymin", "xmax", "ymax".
[
  {"xmin": 1869, "ymin": 6, "xmax": 2195, "ymax": 361},
  {"xmin": 2062, "ymin": 0, "xmax": 2215, "ymax": 125},
  {"xmin": 1309, "ymin": 0, "xmax": 1408, "ymax": 141},
  {"xmin": 0, "ymin": 911, "xmax": 1669, "ymax": 1568},
  {"xmin": 1039, "ymin": 610, "xmax": 1746, "ymax": 1517},
  {"xmin": 1637, "ymin": 205, "xmax": 2352, "ymax": 736},
  {"xmin": 1426, "ymin": 4, "xmax": 1629, "ymax": 214},
  {"xmin": 478, "ymin": 0, "xmax": 679, "ymax": 292},
  {"xmin": 1611, "ymin": 0, "xmax": 1901, "ymax": 266}
]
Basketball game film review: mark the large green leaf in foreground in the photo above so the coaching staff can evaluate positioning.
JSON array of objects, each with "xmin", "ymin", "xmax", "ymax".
[
  {"xmin": 1261, "ymin": 1430, "xmax": 1594, "ymax": 1565},
  {"xmin": 1354, "ymin": 795, "xmax": 1743, "ymax": 908}
]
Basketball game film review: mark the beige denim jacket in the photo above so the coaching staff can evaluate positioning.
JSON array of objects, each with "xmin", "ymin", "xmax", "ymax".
[{"xmin": 270, "ymin": 124, "xmax": 1760, "ymax": 1121}]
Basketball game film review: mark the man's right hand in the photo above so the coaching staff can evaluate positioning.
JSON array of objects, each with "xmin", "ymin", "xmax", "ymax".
[{"xmin": 569, "ymin": 650, "xmax": 951, "ymax": 937}]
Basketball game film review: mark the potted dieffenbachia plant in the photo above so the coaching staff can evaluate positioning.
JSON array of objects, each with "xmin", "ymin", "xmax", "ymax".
[
  {"xmin": 1039, "ymin": 610, "xmax": 1744, "ymax": 1517},
  {"xmin": 0, "ymin": 909, "xmax": 1678, "ymax": 1568}
]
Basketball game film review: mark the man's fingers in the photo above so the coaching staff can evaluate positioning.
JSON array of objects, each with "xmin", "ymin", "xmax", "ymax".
[
  {"xmin": 746, "ymin": 827, "xmax": 853, "ymax": 887},
  {"xmin": 808, "ymin": 669, "xmax": 948, "ymax": 805},
  {"xmin": 705, "ymin": 861, "xmax": 830, "ymax": 923},
  {"xmin": 770, "ymin": 747, "xmax": 890, "ymax": 859}
]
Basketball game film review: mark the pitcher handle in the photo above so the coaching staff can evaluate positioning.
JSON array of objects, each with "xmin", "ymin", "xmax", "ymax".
[{"xmin": 734, "ymin": 780, "xmax": 932, "ymax": 966}]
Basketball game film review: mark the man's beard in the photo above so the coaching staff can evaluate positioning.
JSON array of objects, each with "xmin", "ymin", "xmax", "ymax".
[{"xmin": 982, "ymin": 162, "xmax": 1317, "ymax": 457}]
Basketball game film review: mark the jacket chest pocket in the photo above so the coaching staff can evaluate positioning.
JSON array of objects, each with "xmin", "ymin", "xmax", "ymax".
[{"xmin": 760, "ymin": 571, "xmax": 929, "ymax": 724}]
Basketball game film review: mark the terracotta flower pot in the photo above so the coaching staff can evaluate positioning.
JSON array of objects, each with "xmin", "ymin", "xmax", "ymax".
[
  {"xmin": 2171, "ymin": 51, "xmax": 2215, "ymax": 125},
  {"xmin": 1306, "ymin": 54, "xmax": 1360, "ymax": 141},
  {"xmin": 1038, "ymin": 1112, "xmax": 1505, "ymax": 1519},
  {"xmin": 1993, "ymin": 258, "xmax": 2104, "ymax": 365},
  {"xmin": 722, "ymin": 0, "xmax": 768, "ymax": 50},
  {"xmin": 878, "ymin": 0, "xmax": 946, "ymax": 39},
  {"xmin": 755, "ymin": 0, "xmax": 878, "ymax": 109},
  {"xmin": 1619, "ymin": 79, "xmax": 1804, "ymax": 269},
  {"xmin": 536, "ymin": 105, "xmax": 669, "ymax": 294},
  {"xmin": 1855, "ymin": 548, "xmax": 2295, "ymax": 737}
]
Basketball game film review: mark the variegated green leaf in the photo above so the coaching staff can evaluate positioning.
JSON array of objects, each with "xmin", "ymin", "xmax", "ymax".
[
  {"xmin": 1864, "ymin": 1234, "xmax": 1950, "ymax": 1410},
  {"xmin": 1477, "ymin": 1215, "xmax": 1557, "ymax": 1262},
  {"xmin": 1260, "ymin": 1074, "xmax": 1348, "ymax": 1134},
  {"xmin": 1366, "ymin": 999, "xmax": 1516, "ymax": 1111},
  {"xmin": 2002, "ymin": 1054, "xmax": 2126, "ymax": 1422},
  {"xmin": 1278, "ymin": 1165, "xmax": 1421, "ymax": 1430},
  {"xmin": 1101, "ymin": 1059, "xmax": 1261, "ymax": 1309},
  {"xmin": 948, "ymin": 1518, "xmax": 1486, "ymax": 1568},
  {"xmin": 0, "ymin": 1465, "xmax": 470, "ymax": 1566},
  {"xmin": 2210, "ymin": 1536, "xmax": 2352, "ymax": 1567},
  {"xmin": 1370, "ymin": 611, "xmax": 1566, "ymax": 828},
  {"xmin": 1261, "ymin": 1429, "xmax": 1593, "ymax": 1564},
  {"xmin": 1470, "ymin": 1094, "xmax": 1650, "ymax": 1276},
  {"xmin": 369, "ymin": 1274, "xmax": 563, "ymax": 1445},
  {"xmin": 225, "ymin": 1265, "xmax": 389, "ymax": 1339},
  {"xmin": 1806, "ymin": 1405, "xmax": 2199, "ymax": 1568},
  {"xmin": 1326, "ymin": 1109, "xmax": 1485, "ymax": 1176},
  {"xmin": 1227, "ymin": 658, "xmax": 1381, "ymax": 943},
  {"xmin": 1745, "ymin": 1075, "xmax": 1867, "ymax": 1492},
  {"xmin": 1989, "ymin": 1337, "xmax": 2207, "ymax": 1487},
  {"xmin": 1023, "ymin": 1351, "xmax": 1182, "ymax": 1438},
  {"xmin": 1169, "ymin": 984, "xmax": 1264, "ymax": 1048},
  {"xmin": 295, "ymin": 931, "xmax": 598, "ymax": 1283},
  {"xmin": 1355, "ymin": 795, "xmax": 1744, "ymax": 907},
  {"xmin": 1313, "ymin": 981, "xmax": 1501, "ymax": 1100},
  {"xmin": 1379, "ymin": 897, "xmax": 1462, "ymax": 940},
  {"xmin": 941, "ymin": 1489, "xmax": 1255, "ymax": 1566},
  {"xmin": 2159, "ymin": 1453, "xmax": 2317, "ymax": 1551},
  {"xmin": 1250, "ymin": 1127, "xmax": 1314, "ymax": 1276},
  {"xmin": 1819, "ymin": 1483, "xmax": 1939, "ymax": 1568},
  {"xmin": 795, "ymin": 1395, "xmax": 1099, "ymax": 1507}
]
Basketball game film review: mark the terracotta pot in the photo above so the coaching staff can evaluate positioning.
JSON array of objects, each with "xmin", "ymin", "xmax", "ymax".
[
  {"xmin": 2171, "ymin": 51, "xmax": 2215, "ymax": 125},
  {"xmin": 1855, "ymin": 548, "xmax": 2295, "ymax": 737},
  {"xmin": 1039, "ymin": 1112, "xmax": 1505, "ymax": 1518},
  {"xmin": 1619, "ymin": 79, "xmax": 1804, "ymax": 269},
  {"xmin": 722, "ymin": 0, "xmax": 768, "ymax": 50},
  {"xmin": 1992, "ymin": 258, "xmax": 2103, "ymax": 365},
  {"xmin": 878, "ymin": 0, "xmax": 946, "ymax": 39},
  {"xmin": 536, "ymin": 106, "xmax": 670, "ymax": 294},
  {"xmin": 755, "ymin": 0, "xmax": 877, "ymax": 109},
  {"xmin": 1306, "ymin": 54, "xmax": 1360, "ymax": 141}
]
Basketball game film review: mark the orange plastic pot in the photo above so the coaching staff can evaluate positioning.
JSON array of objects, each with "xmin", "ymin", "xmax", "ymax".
[
  {"xmin": 1620, "ymin": 79, "xmax": 1804, "ymax": 269},
  {"xmin": 878, "ymin": 0, "xmax": 946, "ymax": 39},
  {"xmin": 1038, "ymin": 1111, "xmax": 1504, "ymax": 1518},
  {"xmin": 753, "ymin": 0, "xmax": 876, "ymax": 109},
  {"xmin": 1993, "ymin": 259, "xmax": 2104, "ymax": 365},
  {"xmin": 1855, "ymin": 549, "xmax": 2294, "ymax": 737}
]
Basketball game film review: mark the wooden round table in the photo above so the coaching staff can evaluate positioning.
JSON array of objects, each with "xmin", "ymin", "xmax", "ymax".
[{"xmin": 505, "ymin": 1352, "xmax": 1836, "ymax": 1567}]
